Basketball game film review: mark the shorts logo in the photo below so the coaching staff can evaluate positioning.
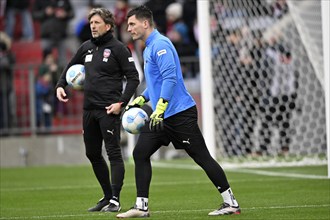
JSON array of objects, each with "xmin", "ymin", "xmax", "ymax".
[
  {"xmin": 157, "ymin": 49, "xmax": 167, "ymax": 56},
  {"xmin": 103, "ymin": 49, "xmax": 111, "ymax": 62},
  {"xmin": 107, "ymin": 129, "xmax": 114, "ymax": 135},
  {"xmin": 182, "ymin": 138, "xmax": 190, "ymax": 145}
]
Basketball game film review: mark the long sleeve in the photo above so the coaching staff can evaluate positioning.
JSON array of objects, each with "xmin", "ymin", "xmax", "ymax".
[{"xmin": 117, "ymin": 46, "xmax": 140, "ymax": 106}]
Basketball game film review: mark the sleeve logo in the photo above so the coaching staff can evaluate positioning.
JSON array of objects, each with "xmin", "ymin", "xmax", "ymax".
[{"xmin": 157, "ymin": 49, "xmax": 167, "ymax": 56}]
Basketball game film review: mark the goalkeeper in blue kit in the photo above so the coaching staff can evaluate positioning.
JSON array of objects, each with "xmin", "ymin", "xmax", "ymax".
[{"xmin": 116, "ymin": 5, "xmax": 240, "ymax": 218}]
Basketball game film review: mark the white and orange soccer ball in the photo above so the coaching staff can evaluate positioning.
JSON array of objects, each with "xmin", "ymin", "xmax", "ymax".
[
  {"xmin": 122, "ymin": 107, "xmax": 149, "ymax": 134},
  {"xmin": 66, "ymin": 64, "xmax": 85, "ymax": 90}
]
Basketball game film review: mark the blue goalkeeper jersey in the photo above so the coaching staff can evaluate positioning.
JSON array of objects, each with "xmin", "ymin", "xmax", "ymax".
[{"xmin": 142, "ymin": 29, "xmax": 196, "ymax": 119}]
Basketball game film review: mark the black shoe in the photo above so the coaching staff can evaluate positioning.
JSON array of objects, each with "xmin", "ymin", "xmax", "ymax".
[
  {"xmin": 88, "ymin": 198, "xmax": 110, "ymax": 212},
  {"xmin": 102, "ymin": 199, "xmax": 121, "ymax": 212}
]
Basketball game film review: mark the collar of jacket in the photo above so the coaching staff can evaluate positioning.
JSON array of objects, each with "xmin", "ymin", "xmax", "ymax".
[
  {"xmin": 91, "ymin": 31, "xmax": 113, "ymax": 46},
  {"xmin": 146, "ymin": 29, "xmax": 159, "ymax": 46}
]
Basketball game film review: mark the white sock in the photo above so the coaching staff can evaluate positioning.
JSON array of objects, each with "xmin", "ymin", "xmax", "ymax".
[
  {"xmin": 135, "ymin": 197, "xmax": 148, "ymax": 210},
  {"xmin": 110, "ymin": 199, "xmax": 120, "ymax": 206},
  {"xmin": 221, "ymin": 188, "xmax": 239, "ymax": 206}
]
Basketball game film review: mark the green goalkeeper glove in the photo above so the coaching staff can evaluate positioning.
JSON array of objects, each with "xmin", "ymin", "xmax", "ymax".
[
  {"xmin": 149, "ymin": 98, "xmax": 168, "ymax": 132},
  {"xmin": 125, "ymin": 95, "xmax": 147, "ymax": 111}
]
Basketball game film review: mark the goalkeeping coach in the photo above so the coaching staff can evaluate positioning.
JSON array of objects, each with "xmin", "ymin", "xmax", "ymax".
[{"xmin": 56, "ymin": 7, "xmax": 139, "ymax": 212}]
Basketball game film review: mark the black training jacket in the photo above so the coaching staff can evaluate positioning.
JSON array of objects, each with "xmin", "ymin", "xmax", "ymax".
[{"xmin": 56, "ymin": 31, "xmax": 139, "ymax": 110}]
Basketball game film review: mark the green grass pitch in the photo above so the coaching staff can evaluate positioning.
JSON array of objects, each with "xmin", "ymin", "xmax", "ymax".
[{"xmin": 0, "ymin": 160, "xmax": 329, "ymax": 220}]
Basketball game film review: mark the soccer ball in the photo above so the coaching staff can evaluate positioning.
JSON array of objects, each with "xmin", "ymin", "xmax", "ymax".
[
  {"xmin": 66, "ymin": 64, "xmax": 85, "ymax": 90},
  {"xmin": 122, "ymin": 107, "xmax": 149, "ymax": 134}
]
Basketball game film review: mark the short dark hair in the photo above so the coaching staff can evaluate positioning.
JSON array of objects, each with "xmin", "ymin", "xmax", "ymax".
[
  {"xmin": 88, "ymin": 8, "xmax": 115, "ymax": 32},
  {"xmin": 126, "ymin": 5, "xmax": 154, "ymax": 27}
]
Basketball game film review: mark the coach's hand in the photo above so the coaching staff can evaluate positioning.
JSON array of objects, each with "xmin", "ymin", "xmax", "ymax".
[
  {"xmin": 125, "ymin": 95, "xmax": 147, "ymax": 111},
  {"xmin": 56, "ymin": 87, "xmax": 69, "ymax": 102},
  {"xmin": 105, "ymin": 102, "xmax": 123, "ymax": 115},
  {"xmin": 149, "ymin": 98, "xmax": 168, "ymax": 132}
]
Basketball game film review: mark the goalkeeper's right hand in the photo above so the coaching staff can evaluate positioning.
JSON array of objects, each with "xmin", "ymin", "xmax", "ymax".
[{"xmin": 125, "ymin": 95, "xmax": 147, "ymax": 111}]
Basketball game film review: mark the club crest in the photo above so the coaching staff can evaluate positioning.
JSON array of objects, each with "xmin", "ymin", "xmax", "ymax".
[{"xmin": 103, "ymin": 49, "xmax": 111, "ymax": 58}]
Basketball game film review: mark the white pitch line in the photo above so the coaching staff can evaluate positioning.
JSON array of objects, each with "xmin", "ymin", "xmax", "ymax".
[
  {"xmin": 152, "ymin": 161, "xmax": 329, "ymax": 179},
  {"xmin": 231, "ymin": 168, "xmax": 329, "ymax": 179},
  {"xmin": 1, "ymin": 204, "xmax": 329, "ymax": 219}
]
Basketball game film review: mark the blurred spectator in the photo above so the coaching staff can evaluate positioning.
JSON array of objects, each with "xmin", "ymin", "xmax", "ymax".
[
  {"xmin": 238, "ymin": 29, "xmax": 266, "ymax": 156},
  {"xmin": 32, "ymin": 0, "xmax": 74, "ymax": 68},
  {"xmin": 4, "ymin": 0, "xmax": 34, "ymax": 41},
  {"xmin": 165, "ymin": 2, "xmax": 196, "ymax": 56},
  {"xmin": 38, "ymin": 49, "xmax": 61, "ymax": 117},
  {"xmin": 182, "ymin": 0, "xmax": 197, "ymax": 49},
  {"xmin": 75, "ymin": 4, "xmax": 93, "ymax": 44},
  {"xmin": 258, "ymin": 42, "xmax": 298, "ymax": 155},
  {"xmin": 215, "ymin": 28, "xmax": 245, "ymax": 155},
  {"xmin": 0, "ymin": 32, "xmax": 15, "ymax": 135},
  {"xmin": 271, "ymin": 0, "xmax": 289, "ymax": 19},
  {"xmin": 114, "ymin": 0, "xmax": 129, "ymax": 42},
  {"xmin": 166, "ymin": 3, "xmax": 189, "ymax": 43},
  {"xmin": 39, "ymin": 49, "xmax": 60, "ymax": 84},
  {"xmin": 144, "ymin": 0, "xmax": 174, "ymax": 35},
  {"xmin": 165, "ymin": 2, "xmax": 196, "ymax": 78},
  {"xmin": 35, "ymin": 73, "xmax": 53, "ymax": 131}
]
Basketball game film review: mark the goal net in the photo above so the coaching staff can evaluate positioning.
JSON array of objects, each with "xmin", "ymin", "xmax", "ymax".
[{"xmin": 207, "ymin": 0, "xmax": 327, "ymax": 164}]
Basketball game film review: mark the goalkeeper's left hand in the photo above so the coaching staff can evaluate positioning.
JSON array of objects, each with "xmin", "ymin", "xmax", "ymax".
[{"xmin": 149, "ymin": 98, "xmax": 168, "ymax": 132}]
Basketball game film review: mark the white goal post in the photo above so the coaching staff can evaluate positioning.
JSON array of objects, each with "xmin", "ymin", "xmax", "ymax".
[
  {"xmin": 321, "ymin": 0, "xmax": 330, "ymax": 178},
  {"xmin": 198, "ymin": 0, "xmax": 329, "ymax": 176},
  {"xmin": 197, "ymin": 0, "xmax": 216, "ymax": 159}
]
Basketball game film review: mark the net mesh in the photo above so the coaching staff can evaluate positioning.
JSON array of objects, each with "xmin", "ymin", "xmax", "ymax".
[{"xmin": 209, "ymin": 0, "xmax": 326, "ymax": 160}]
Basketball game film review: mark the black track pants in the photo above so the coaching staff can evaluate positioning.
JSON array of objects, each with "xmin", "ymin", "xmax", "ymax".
[
  {"xmin": 83, "ymin": 109, "xmax": 125, "ymax": 200},
  {"xmin": 133, "ymin": 106, "xmax": 230, "ymax": 198}
]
